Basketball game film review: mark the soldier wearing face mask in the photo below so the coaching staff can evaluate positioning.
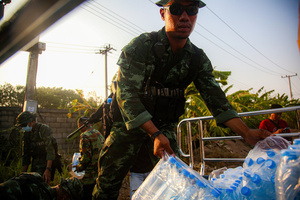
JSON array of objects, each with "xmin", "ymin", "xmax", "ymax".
[{"xmin": 15, "ymin": 111, "xmax": 55, "ymax": 184}]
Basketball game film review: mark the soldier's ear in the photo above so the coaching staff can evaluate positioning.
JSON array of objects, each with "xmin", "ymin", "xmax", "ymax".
[{"xmin": 160, "ymin": 8, "xmax": 166, "ymax": 21}]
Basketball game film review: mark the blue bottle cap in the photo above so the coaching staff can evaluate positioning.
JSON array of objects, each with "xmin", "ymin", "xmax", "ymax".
[
  {"xmin": 256, "ymin": 157, "xmax": 265, "ymax": 164},
  {"xmin": 265, "ymin": 159, "xmax": 276, "ymax": 169},
  {"xmin": 238, "ymin": 175, "xmax": 243, "ymax": 181},
  {"xmin": 211, "ymin": 188, "xmax": 221, "ymax": 198},
  {"xmin": 281, "ymin": 149, "xmax": 299, "ymax": 160},
  {"xmin": 267, "ymin": 149, "xmax": 276, "ymax": 157},
  {"xmin": 182, "ymin": 169, "xmax": 190, "ymax": 177},
  {"xmin": 169, "ymin": 156, "xmax": 176, "ymax": 164},
  {"xmin": 107, "ymin": 98, "xmax": 112, "ymax": 104},
  {"xmin": 293, "ymin": 138, "xmax": 300, "ymax": 145},
  {"xmin": 241, "ymin": 186, "xmax": 251, "ymax": 196},
  {"xmin": 189, "ymin": 173, "xmax": 195, "ymax": 180},
  {"xmin": 251, "ymin": 174, "xmax": 261, "ymax": 184},
  {"xmin": 288, "ymin": 145, "xmax": 300, "ymax": 150},
  {"xmin": 226, "ymin": 188, "xmax": 234, "ymax": 194},
  {"xmin": 175, "ymin": 162, "xmax": 183, "ymax": 169},
  {"xmin": 211, "ymin": 177, "xmax": 217, "ymax": 181},
  {"xmin": 245, "ymin": 157, "xmax": 254, "ymax": 166},
  {"xmin": 271, "ymin": 175, "xmax": 275, "ymax": 184},
  {"xmin": 233, "ymin": 182, "xmax": 239, "ymax": 187},
  {"xmin": 244, "ymin": 169, "xmax": 252, "ymax": 178},
  {"xmin": 196, "ymin": 179, "xmax": 206, "ymax": 188},
  {"xmin": 220, "ymin": 174, "xmax": 225, "ymax": 179},
  {"xmin": 235, "ymin": 179, "xmax": 241, "ymax": 184},
  {"xmin": 230, "ymin": 185, "xmax": 237, "ymax": 190}
]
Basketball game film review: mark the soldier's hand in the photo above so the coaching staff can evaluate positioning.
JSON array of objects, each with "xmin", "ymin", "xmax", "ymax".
[
  {"xmin": 43, "ymin": 169, "xmax": 51, "ymax": 184},
  {"xmin": 153, "ymin": 133, "xmax": 175, "ymax": 158},
  {"xmin": 74, "ymin": 165, "xmax": 80, "ymax": 172},
  {"xmin": 244, "ymin": 129, "xmax": 272, "ymax": 146}
]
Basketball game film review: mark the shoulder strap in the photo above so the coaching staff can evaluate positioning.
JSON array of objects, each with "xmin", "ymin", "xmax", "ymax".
[{"xmin": 267, "ymin": 119, "xmax": 281, "ymax": 130}]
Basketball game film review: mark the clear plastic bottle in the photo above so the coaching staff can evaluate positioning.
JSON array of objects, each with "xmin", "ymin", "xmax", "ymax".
[
  {"xmin": 275, "ymin": 149, "xmax": 300, "ymax": 200},
  {"xmin": 293, "ymin": 138, "xmax": 300, "ymax": 145},
  {"xmin": 152, "ymin": 167, "xmax": 190, "ymax": 200},
  {"xmin": 132, "ymin": 156, "xmax": 176, "ymax": 200},
  {"xmin": 72, "ymin": 152, "xmax": 85, "ymax": 177}
]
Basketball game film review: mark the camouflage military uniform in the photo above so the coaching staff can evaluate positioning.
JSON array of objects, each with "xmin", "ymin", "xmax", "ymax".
[
  {"xmin": 0, "ymin": 172, "xmax": 56, "ymax": 200},
  {"xmin": 0, "ymin": 172, "xmax": 84, "ymax": 200},
  {"xmin": 78, "ymin": 128, "xmax": 104, "ymax": 199},
  {"xmin": 22, "ymin": 123, "xmax": 55, "ymax": 176},
  {"xmin": 93, "ymin": 27, "xmax": 239, "ymax": 200}
]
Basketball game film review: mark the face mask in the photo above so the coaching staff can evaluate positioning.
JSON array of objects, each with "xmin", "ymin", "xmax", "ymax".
[{"xmin": 22, "ymin": 126, "xmax": 32, "ymax": 132}]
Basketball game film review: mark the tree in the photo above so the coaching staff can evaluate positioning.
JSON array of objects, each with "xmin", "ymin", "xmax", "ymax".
[
  {"xmin": 0, "ymin": 84, "xmax": 103, "ymax": 109},
  {"xmin": 0, "ymin": 83, "xmax": 24, "ymax": 107}
]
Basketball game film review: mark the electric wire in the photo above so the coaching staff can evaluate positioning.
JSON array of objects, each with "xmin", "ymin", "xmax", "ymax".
[
  {"xmin": 193, "ymin": 30, "xmax": 279, "ymax": 75},
  {"xmin": 205, "ymin": 6, "xmax": 296, "ymax": 74},
  {"xmin": 196, "ymin": 22, "xmax": 282, "ymax": 76}
]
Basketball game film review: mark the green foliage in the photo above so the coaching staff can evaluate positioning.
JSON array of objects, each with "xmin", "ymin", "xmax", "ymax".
[
  {"xmin": 180, "ymin": 69, "xmax": 300, "ymax": 150},
  {"xmin": 0, "ymin": 83, "xmax": 104, "ymax": 109},
  {"xmin": 36, "ymin": 87, "xmax": 84, "ymax": 109},
  {"xmin": 0, "ymin": 83, "xmax": 24, "ymax": 107}
]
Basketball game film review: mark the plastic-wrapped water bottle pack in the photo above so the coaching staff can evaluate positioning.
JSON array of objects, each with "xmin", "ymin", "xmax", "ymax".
[
  {"xmin": 132, "ymin": 152, "xmax": 222, "ymax": 200},
  {"xmin": 132, "ymin": 136, "xmax": 300, "ymax": 200},
  {"xmin": 71, "ymin": 152, "xmax": 85, "ymax": 178}
]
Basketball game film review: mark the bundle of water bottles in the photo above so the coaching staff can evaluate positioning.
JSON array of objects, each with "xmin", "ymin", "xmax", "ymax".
[
  {"xmin": 132, "ymin": 136, "xmax": 300, "ymax": 200},
  {"xmin": 71, "ymin": 152, "xmax": 85, "ymax": 178}
]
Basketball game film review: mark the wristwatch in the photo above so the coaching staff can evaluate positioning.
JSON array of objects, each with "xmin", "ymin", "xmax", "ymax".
[
  {"xmin": 150, "ymin": 131, "xmax": 163, "ymax": 142},
  {"xmin": 46, "ymin": 167, "xmax": 52, "ymax": 172}
]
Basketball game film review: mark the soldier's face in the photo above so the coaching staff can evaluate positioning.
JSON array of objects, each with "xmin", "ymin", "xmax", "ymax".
[{"xmin": 160, "ymin": 1, "xmax": 197, "ymax": 40}]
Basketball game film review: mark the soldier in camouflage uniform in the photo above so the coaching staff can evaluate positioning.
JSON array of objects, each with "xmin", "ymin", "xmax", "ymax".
[
  {"xmin": 93, "ymin": 0, "xmax": 272, "ymax": 199},
  {"xmin": 0, "ymin": 172, "xmax": 83, "ymax": 200},
  {"xmin": 15, "ymin": 111, "xmax": 55, "ymax": 184},
  {"xmin": 74, "ymin": 117, "xmax": 104, "ymax": 200}
]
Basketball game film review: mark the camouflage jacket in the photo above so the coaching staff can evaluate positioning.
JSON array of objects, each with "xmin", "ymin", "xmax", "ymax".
[
  {"xmin": 116, "ymin": 27, "xmax": 239, "ymax": 131},
  {"xmin": 22, "ymin": 123, "xmax": 55, "ymax": 174},
  {"xmin": 78, "ymin": 128, "xmax": 104, "ymax": 185},
  {"xmin": 0, "ymin": 172, "xmax": 56, "ymax": 200}
]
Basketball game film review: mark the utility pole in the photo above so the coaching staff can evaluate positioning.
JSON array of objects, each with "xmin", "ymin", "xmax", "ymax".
[
  {"xmin": 24, "ymin": 42, "xmax": 46, "ymax": 112},
  {"xmin": 98, "ymin": 44, "xmax": 116, "ymax": 99},
  {"xmin": 281, "ymin": 73, "xmax": 297, "ymax": 100}
]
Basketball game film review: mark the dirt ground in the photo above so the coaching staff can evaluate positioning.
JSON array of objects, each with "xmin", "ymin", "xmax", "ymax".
[{"xmin": 117, "ymin": 139, "xmax": 253, "ymax": 200}]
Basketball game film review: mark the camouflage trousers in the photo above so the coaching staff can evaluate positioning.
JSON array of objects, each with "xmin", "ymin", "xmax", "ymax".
[{"xmin": 92, "ymin": 122, "xmax": 180, "ymax": 200}]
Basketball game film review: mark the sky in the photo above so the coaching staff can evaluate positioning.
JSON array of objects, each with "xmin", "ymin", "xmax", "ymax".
[{"xmin": 0, "ymin": 0, "xmax": 300, "ymax": 101}]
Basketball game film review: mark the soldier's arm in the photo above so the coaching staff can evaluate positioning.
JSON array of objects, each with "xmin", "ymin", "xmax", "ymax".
[
  {"xmin": 140, "ymin": 120, "xmax": 174, "ymax": 158},
  {"xmin": 22, "ymin": 133, "xmax": 31, "ymax": 171}
]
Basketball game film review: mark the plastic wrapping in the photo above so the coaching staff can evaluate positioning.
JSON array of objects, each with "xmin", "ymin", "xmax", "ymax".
[
  {"xmin": 70, "ymin": 152, "xmax": 85, "ymax": 179},
  {"xmin": 132, "ymin": 152, "xmax": 220, "ymax": 200},
  {"xmin": 275, "ymin": 149, "xmax": 300, "ymax": 200}
]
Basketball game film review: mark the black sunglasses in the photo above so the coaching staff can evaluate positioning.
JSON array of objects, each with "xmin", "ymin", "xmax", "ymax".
[{"xmin": 164, "ymin": 3, "xmax": 199, "ymax": 16}]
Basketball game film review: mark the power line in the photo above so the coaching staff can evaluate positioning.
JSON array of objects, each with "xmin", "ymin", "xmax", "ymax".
[
  {"xmin": 193, "ymin": 30, "xmax": 279, "ymax": 75},
  {"xmin": 205, "ymin": 6, "xmax": 296, "ymax": 74},
  {"xmin": 196, "ymin": 22, "xmax": 282, "ymax": 76}
]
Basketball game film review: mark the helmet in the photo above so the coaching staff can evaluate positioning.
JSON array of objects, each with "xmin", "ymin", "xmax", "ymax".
[
  {"xmin": 155, "ymin": 0, "xmax": 206, "ymax": 8},
  {"xmin": 60, "ymin": 177, "xmax": 83, "ymax": 200},
  {"xmin": 15, "ymin": 111, "xmax": 36, "ymax": 127}
]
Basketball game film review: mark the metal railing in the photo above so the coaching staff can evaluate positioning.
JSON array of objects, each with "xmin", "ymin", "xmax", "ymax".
[{"xmin": 177, "ymin": 106, "xmax": 300, "ymax": 175}]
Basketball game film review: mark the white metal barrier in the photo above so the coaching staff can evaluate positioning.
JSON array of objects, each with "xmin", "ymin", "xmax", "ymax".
[{"xmin": 177, "ymin": 106, "xmax": 300, "ymax": 175}]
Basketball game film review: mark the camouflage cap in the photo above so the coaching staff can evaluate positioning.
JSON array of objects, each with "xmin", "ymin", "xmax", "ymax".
[
  {"xmin": 155, "ymin": 0, "xmax": 206, "ymax": 8},
  {"xmin": 60, "ymin": 177, "xmax": 83, "ymax": 200},
  {"xmin": 15, "ymin": 111, "xmax": 36, "ymax": 127}
]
